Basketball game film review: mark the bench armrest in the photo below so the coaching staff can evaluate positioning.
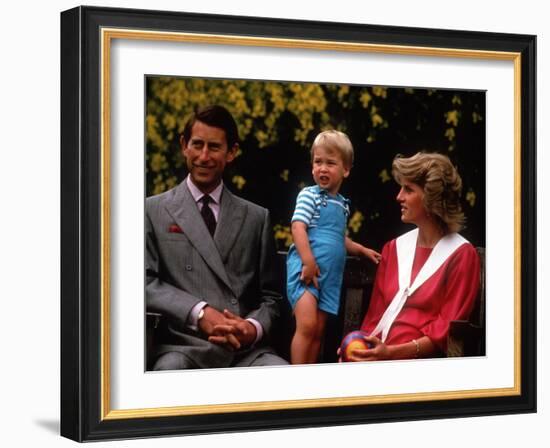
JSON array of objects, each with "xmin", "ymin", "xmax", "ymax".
[{"xmin": 447, "ymin": 319, "xmax": 483, "ymax": 357}]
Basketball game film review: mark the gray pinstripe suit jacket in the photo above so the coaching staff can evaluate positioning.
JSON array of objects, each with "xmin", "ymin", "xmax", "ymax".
[{"xmin": 145, "ymin": 178, "xmax": 283, "ymax": 368}]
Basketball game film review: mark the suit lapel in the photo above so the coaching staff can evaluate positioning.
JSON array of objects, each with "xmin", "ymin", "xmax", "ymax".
[
  {"xmin": 215, "ymin": 187, "xmax": 248, "ymax": 263},
  {"xmin": 164, "ymin": 180, "xmax": 233, "ymax": 292}
]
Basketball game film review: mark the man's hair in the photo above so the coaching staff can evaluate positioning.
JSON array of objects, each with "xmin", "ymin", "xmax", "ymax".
[
  {"xmin": 182, "ymin": 105, "xmax": 239, "ymax": 149},
  {"xmin": 392, "ymin": 152, "xmax": 465, "ymax": 233},
  {"xmin": 310, "ymin": 130, "xmax": 354, "ymax": 169}
]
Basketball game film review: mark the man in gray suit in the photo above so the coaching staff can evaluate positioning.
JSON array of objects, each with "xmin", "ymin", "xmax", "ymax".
[{"xmin": 146, "ymin": 105, "xmax": 288, "ymax": 370}]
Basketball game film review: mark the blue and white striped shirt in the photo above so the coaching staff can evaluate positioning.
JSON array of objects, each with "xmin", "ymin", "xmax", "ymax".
[{"xmin": 291, "ymin": 185, "xmax": 350, "ymax": 228}]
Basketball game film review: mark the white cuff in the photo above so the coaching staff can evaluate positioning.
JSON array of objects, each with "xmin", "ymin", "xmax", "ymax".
[
  {"xmin": 188, "ymin": 301, "xmax": 207, "ymax": 331},
  {"xmin": 246, "ymin": 318, "xmax": 263, "ymax": 345}
]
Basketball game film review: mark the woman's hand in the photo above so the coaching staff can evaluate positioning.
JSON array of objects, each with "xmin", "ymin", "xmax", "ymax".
[
  {"xmin": 346, "ymin": 336, "xmax": 393, "ymax": 362},
  {"xmin": 340, "ymin": 335, "xmax": 436, "ymax": 361}
]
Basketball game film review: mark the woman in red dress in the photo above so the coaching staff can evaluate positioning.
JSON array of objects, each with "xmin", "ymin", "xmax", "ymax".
[{"xmin": 343, "ymin": 152, "xmax": 480, "ymax": 361}]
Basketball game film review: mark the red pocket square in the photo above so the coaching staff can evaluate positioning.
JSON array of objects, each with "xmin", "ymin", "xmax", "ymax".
[{"xmin": 168, "ymin": 224, "xmax": 183, "ymax": 234}]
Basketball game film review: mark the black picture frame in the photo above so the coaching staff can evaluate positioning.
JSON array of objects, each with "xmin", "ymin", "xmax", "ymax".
[{"xmin": 60, "ymin": 5, "xmax": 536, "ymax": 442}]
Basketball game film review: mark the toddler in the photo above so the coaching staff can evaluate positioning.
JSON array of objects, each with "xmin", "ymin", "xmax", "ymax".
[{"xmin": 286, "ymin": 130, "xmax": 381, "ymax": 364}]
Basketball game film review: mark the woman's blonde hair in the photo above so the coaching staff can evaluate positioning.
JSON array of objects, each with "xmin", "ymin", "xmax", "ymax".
[
  {"xmin": 310, "ymin": 130, "xmax": 354, "ymax": 169},
  {"xmin": 392, "ymin": 152, "xmax": 465, "ymax": 233}
]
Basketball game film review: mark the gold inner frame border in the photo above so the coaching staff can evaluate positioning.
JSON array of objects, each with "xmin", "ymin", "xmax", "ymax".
[{"xmin": 100, "ymin": 27, "xmax": 522, "ymax": 420}]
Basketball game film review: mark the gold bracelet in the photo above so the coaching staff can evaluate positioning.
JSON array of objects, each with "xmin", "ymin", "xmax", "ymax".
[{"xmin": 411, "ymin": 339, "xmax": 420, "ymax": 358}]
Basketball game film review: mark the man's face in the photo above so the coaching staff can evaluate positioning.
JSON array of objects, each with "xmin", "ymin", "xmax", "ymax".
[{"xmin": 181, "ymin": 121, "xmax": 237, "ymax": 194}]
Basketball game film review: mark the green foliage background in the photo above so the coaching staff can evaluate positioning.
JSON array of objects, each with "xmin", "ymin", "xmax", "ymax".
[{"xmin": 146, "ymin": 77, "xmax": 485, "ymax": 251}]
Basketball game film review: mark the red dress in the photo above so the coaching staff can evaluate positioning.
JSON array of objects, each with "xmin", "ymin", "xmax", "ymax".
[{"xmin": 360, "ymin": 238, "xmax": 480, "ymax": 354}]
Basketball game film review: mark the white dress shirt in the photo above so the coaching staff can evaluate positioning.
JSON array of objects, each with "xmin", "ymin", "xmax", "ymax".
[{"xmin": 185, "ymin": 176, "xmax": 263, "ymax": 344}]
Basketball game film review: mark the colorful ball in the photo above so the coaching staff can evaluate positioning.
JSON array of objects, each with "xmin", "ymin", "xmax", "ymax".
[{"xmin": 340, "ymin": 330, "xmax": 372, "ymax": 362}]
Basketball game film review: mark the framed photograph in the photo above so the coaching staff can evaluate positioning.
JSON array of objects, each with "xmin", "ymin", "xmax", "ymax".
[{"xmin": 61, "ymin": 5, "xmax": 536, "ymax": 442}]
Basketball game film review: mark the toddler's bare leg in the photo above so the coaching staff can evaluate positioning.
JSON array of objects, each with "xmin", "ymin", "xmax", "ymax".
[
  {"xmin": 290, "ymin": 290, "xmax": 319, "ymax": 364},
  {"xmin": 308, "ymin": 309, "xmax": 328, "ymax": 363}
]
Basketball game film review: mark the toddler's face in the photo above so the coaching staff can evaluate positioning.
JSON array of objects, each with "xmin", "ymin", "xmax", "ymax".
[{"xmin": 311, "ymin": 146, "xmax": 350, "ymax": 195}]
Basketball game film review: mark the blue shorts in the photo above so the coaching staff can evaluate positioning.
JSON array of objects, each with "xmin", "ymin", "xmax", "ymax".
[{"xmin": 286, "ymin": 239, "xmax": 346, "ymax": 316}]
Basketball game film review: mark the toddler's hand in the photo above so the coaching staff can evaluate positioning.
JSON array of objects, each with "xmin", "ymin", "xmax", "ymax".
[
  {"xmin": 300, "ymin": 263, "xmax": 320, "ymax": 289},
  {"xmin": 364, "ymin": 247, "xmax": 382, "ymax": 264}
]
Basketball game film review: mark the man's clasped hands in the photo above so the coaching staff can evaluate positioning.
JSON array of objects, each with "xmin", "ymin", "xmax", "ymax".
[{"xmin": 198, "ymin": 306, "xmax": 257, "ymax": 351}]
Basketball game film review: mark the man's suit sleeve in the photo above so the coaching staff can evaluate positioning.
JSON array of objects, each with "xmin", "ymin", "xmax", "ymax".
[
  {"xmin": 145, "ymin": 202, "xmax": 202, "ymax": 332},
  {"xmin": 244, "ymin": 209, "xmax": 283, "ymax": 340}
]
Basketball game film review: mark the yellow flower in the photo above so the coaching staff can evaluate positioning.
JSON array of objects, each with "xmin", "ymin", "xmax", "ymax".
[
  {"xmin": 153, "ymin": 174, "xmax": 166, "ymax": 195},
  {"xmin": 360, "ymin": 91, "xmax": 372, "ymax": 108},
  {"xmin": 338, "ymin": 85, "xmax": 350, "ymax": 100},
  {"xmin": 162, "ymin": 113, "xmax": 176, "ymax": 131},
  {"xmin": 445, "ymin": 110, "xmax": 459, "ymax": 127},
  {"xmin": 372, "ymin": 86, "xmax": 388, "ymax": 98},
  {"xmin": 371, "ymin": 113, "xmax": 384, "ymax": 127},
  {"xmin": 274, "ymin": 225, "xmax": 293, "ymax": 248},
  {"xmin": 379, "ymin": 169, "xmax": 391, "ymax": 183},
  {"xmin": 166, "ymin": 176, "xmax": 178, "ymax": 189},
  {"xmin": 255, "ymin": 130, "xmax": 269, "ymax": 148},
  {"xmin": 348, "ymin": 211, "xmax": 364, "ymax": 233},
  {"xmin": 146, "ymin": 115, "xmax": 166, "ymax": 151},
  {"xmin": 466, "ymin": 190, "xmax": 476, "ymax": 207},
  {"xmin": 472, "ymin": 112, "xmax": 483, "ymax": 124},
  {"xmin": 445, "ymin": 128, "xmax": 456, "ymax": 141},
  {"xmin": 232, "ymin": 175, "xmax": 246, "ymax": 190},
  {"xmin": 150, "ymin": 153, "xmax": 167, "ymax": 173}
]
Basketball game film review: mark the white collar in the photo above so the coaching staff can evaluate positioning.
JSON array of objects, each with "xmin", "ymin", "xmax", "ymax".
[
  {"xmin": 370, "ymin": 228, "xmax": 468, "ymax": 342},
  {"xmin": 186, "ymin": 176, "xmax": 223, "ymax": 205}
]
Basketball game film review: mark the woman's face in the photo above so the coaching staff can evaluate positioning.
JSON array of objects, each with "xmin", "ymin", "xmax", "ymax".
[{"xmin": 396, "ymin": 180, "xmax": 428, "ymax": 225}]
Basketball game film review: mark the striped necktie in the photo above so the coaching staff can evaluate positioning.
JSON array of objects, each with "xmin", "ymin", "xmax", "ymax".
[{"xmin": 200, "ymin": 195, "xmax": 216, "ymax": 236}]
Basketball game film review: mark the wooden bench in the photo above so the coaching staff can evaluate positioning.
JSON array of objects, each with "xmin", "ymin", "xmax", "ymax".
[
  {"xmin": 447, "ymin": 247, "xmax": 486, "ymax": 357},
  {"xmin": 146, "ymin": 247, "xmax": 485, "ymax": 366}
]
